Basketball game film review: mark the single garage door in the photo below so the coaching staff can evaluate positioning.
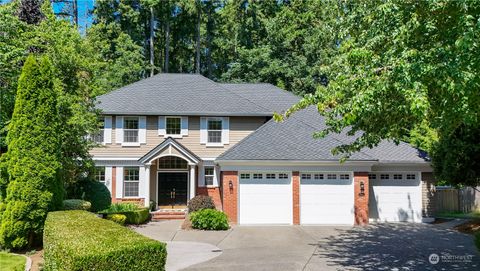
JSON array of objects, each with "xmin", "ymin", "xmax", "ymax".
[
  {"xmin": 300, "ymin": 173, "xmax": 354, "ymax": 225},
  {"xmin": 239, "ymin": 172, "xmax": 292, "ymax": 224},
  {"xmin": 369, "ymin": 173, "xmax": 422, "ymax": 222}
]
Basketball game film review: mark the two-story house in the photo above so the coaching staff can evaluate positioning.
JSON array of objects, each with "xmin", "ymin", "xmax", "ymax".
[{"xmin": 91, "ymin": 74, "xmax": 435, "ymax": 225}]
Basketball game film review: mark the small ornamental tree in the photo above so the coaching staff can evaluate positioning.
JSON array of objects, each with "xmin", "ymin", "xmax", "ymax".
[{"xmin": 0, "ymin": 55, "xmax": 63, "ymax": 249}]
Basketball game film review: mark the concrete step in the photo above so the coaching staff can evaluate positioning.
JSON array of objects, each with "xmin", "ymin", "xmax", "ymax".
[{"xmin": 151, "ymin": 210, "xmax": 186, "ymax": 221}]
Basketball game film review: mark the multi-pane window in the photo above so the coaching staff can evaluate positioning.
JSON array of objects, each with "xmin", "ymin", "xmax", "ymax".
[
  {"xmin": 166, "ymin": 117, "xmax": 181, "ymax": 135},
  {"xmin": 266, "ymin": 173, "xmax": 276, "ymax": 179},
  {"xmin": 380, "ymin": 174, "xmax": 390, "ymax": 180},
  {"xmin": 327, "ymin": 174, "xmax": 337, "ymax": 180},
  {"xmin": 207, "ymin": 119, "xmax": 222, "ymax": 143},
  {"xmin": 123, "ymin": 167, "xmax": 139, "ymax": 197},
  {"xmin": 406, "ymin": 174, "xmax": 416, "ymax": 180},
  {"xmin": 340, "ymin": 174, "xmax": 349, "ymax": 180},
  {"xmin": 368, "ymin": 173, "xmax": 377, "ymax": 180},
  {"xmin": 314, "ymin": 174, "xmax": 324, "ymax": 180},
  {"xmin": 158, "ymin": 156, "xmax": 188, "ymax": 169},
  {"xmin": 278, "ymin": 173, "xmax": 288, "ymax": 179},
  {"xmin": 393, "ymin": 174, "xmax": 403, "ymax": 180},
  {"xmin": 124, "ymin": 117, "xmax": 139, "ymax": 142},
  {"xmin": 93, "ymin": 117, "xmax": 105, "ymax": 143},
  {"xmin": 240, "ymin": 173, "xmax": 250, "ymax": 179},
  {"xmin": 253, "ymin": 173, "xmax": 263, "ymax": 179},
  {"xmin": 204, "ymin": 167, "xmax": 214, "ymax": 186},
  {"xmin": 95, "ymin": 167, "xmax": 106, "ymax": 185},
  {"xmin": 301, "ymin": 173, "xmax": 312, "ymax": 180}
]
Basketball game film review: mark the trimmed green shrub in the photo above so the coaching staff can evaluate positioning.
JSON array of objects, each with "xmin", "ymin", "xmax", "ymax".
[
  {"xmin": 43, "ymin": 211, "xmax": 166, "ymax": 271},
  {"xmin": 107, "ymin": 214, "xmax": 127, "ymax": 225},
  {"xmin": 63, "ymin": 199, "xmax": 91, "ymax": 211},
  {"xmin": 0, "ymin": 55, "xmax": 63, "ymax": 249},
  {"xmin": 100, "ymin": 203, "xmax": 137, "ymax": 213},
  {"xmin": 190, "ymin": 209, "xmax": 229, "ymax": 230},
  {"xmin": 187, "ymin": 195, "xmax": 215, "ymax": 213},
  {"xmin": 99, "ymin": 204, "xmax": 150, "ymax": 225},
  {"xmin": 75, "ymin": 179, "xmax": 111, "ymax": 212}
]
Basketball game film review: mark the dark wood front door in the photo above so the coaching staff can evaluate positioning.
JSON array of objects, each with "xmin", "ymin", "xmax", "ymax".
[{"xmin": 158, "ymin": 172, "xmax": 188, "ymax": 208}]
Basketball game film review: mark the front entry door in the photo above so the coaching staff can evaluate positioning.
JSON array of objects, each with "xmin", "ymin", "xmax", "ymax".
[{"xmin": 158, "ymin": 172, "xmax": 188, "ymax": 208}]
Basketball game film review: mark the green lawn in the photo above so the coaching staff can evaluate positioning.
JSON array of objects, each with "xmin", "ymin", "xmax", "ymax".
[
  {"xmin": 0, "ymin": 252, "xmax": 26, "ymax": 271},
  {"xmin": 437, "ymin": 211, "xmax": 480, "ymax": 219}
]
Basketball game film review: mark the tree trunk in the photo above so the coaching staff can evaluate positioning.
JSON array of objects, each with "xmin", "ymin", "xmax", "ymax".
[
  {"xmin": 206, "ymin": 7, "xmax": 213, "ymax": 78},
  {"xmin": 164, "ymin": 19, "xmax": 170, "ymax": 73},
  {"xmin": 73, "ymin": 0, "xmax": 78, "ymax": 26},
  {"xmin": 149, "ymin": 6, "xmax": 155, "ymax": 77},
  {"xmin": 195, "ymin": 2, "xmax": 201, "ymax": 74}
]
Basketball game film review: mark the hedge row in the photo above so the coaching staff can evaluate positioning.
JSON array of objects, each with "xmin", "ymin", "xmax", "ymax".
[
  {"xmin": 99, "ymin": 206, "xmax": 150, "ymax": 225},
  {"xmin": 43, "ymin": 211, "xmax": 166, "ymax": 271}
]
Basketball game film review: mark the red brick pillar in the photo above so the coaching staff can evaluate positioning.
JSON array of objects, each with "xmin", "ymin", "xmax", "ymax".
[
  {"xmin": 354, "ymin": 172, "xmax": 369, "ymax": 225},
  {"xmin": 292, "ymin": 171, "xmax": 300, "ymax": 225},
  {"xmin": 221, "ymin": 171, "xmax": 238, "ymax": 224},
  {"xmin": 111, "ymin": 167, "xmax": 117, "ymax": 203}
]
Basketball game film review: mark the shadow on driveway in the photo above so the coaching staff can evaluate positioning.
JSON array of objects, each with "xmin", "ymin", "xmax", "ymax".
[{"xmin": 310, "ymin": 223, "xmax": 480, "ymax": 271}]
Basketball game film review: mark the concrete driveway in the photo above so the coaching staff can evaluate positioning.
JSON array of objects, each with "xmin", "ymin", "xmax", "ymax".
[{"xmin": 133, "ymin": 221, "xmax": 480, "ymax": 271}]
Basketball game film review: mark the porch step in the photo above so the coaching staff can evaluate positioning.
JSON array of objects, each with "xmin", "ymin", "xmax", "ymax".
[{"xmin": 151, "ymin": 210, "xmax": 186, "ymax": 221}]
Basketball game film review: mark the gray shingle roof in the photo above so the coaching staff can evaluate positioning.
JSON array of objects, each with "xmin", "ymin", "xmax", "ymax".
[
  {"xmin": 96, "ymin": 74, "xmax": 280, "ymax": 116},
  {"xmin": 220, "ymin": 83, "xmax": 300, "ymax": 113},
  {"xmin": 217, "ymin": 106, "xmax": 429, "ymax": 163}
]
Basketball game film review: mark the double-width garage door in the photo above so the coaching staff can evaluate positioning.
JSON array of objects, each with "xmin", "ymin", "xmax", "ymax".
[
  {"xmin": 239, "ymin": 172, "xmax": 292, "ymax": 224},
  {"xmin": 300, "ymin": 173, "xmax": 354, "ymax": 225},
  {"xmin": 369, "ymin": 173, "xmax": 422, "ymax": 222}
]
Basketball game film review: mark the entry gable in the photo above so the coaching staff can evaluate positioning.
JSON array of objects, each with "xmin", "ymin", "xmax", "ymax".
[{"xmin": 138, "ymin": 137, "xmax": 200, "ymax": 165}]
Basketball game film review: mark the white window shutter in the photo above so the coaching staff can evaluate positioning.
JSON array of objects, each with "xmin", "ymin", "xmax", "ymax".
[
  {"xmin": 181, "ymin": 116, "xmax": 189, "ymax": 136},
  {"xmin": 222, "ymin": 117, "xmax": 230, "ymax": 145},
  {"xmin": 139, "ymin": 116, "xmax": 147, "ymax": 144},
  {"xmin": 116, "ymin": 166, "xmax": 123, "ymax": 199},
  {"xmin": 200, "ymin": 117, "xmax": 207, "ymax": 144},
  {"xmin": 115, "ymin": 116, "xmax": 124, "ymax": 144},
  {"xmin": 158, "ymin": 116, "xmax": 166, "ymax": 136},
  {"xmin": 104, "ymin": 116, "xmax": 112, "ymax": 144},
  {"xmin": 105, "ymin": 166, "xmax": 112, "ymax": 193}
]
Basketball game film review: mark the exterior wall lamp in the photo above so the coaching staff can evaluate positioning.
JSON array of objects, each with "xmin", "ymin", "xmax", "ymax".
[
  {"xmin": 359, "ymin": 181, "xmax": 365, "ymax": 196},
  {"xmin": 229, "ymin": 180, "xmax": 233, "ymax": 190}
]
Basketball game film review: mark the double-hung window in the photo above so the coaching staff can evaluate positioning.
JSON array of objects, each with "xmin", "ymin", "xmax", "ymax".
[
  {"xmin": 207, "ymin": 118, "xmax": 222, "ymax": 144},
  {"xmin": 93, "ymin": 117, "xmax": 105, "ymax": 143},
  {"xmin": 124, "ymin": 167, "xmax": 139, "ymax": 197},
  {"xmin": 204, "ymin": 167, "xmax": 214, "ymax": 186},
  {"xmin": 95, "ymin": 167, "xmax": 106, "ymax": 185},
  {"xmin": 124, "ymin": 117, "xmax": 139, "ymax": 143},
  {"xmin": 166, "ymin": 117, "xmax": 181, "ymax": 136}
]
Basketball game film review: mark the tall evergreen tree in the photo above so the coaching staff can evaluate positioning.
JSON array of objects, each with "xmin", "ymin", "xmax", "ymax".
[{"xmin": 0, "ymin": 55, "xmax": 63, "ymax": 249}]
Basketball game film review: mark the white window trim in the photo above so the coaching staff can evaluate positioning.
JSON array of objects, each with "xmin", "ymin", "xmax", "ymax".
[
  {"xmin": 123, "ymin": 166, "xmax": 140, "ymax": 198},
  {"xmin": 123, "ymin": 116, "xmax": 140, "ymax": 144},
  {"xmin": 201, "ymin": 117, "xmax": 229, "ymax": 147},
  {"xmin": 206, "ymin": 117, "xmax": 223, "ymax": 146},
  {"xmin": 199, "ymin": 162, "xmax": 219, "ymax": 187},
  {"xmin": 165, "ymin": 116, "xmax": 182, "ymax": 138},
  {"xmin": 204, "ymin": 166, "xmax": 215, "ymax": 187}
]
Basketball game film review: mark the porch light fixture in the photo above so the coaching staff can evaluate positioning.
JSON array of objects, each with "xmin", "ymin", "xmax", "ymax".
[
  {"xmin": 229, "ymin": 180, "xmax": 233, "ymax": 190},
  {"xmin": 359, "ymin": 181, "xmax": 365, "ymax": 196}
]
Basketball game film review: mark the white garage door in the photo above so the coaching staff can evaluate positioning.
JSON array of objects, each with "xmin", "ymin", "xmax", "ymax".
[
  {"xmin": 239, "ymin": 172, "xmax": 292, "ymax": 224},
  {"xmin": 300, "ymin": 173, "xmax": 354, "ymax": 225},
  {"xmin": 369, "ymin": 173, "xmax": 422, "ymax": 223}
]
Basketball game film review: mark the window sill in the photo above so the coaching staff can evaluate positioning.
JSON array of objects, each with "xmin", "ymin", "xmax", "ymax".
[
  {"xmin": 205, "ymin": 143, "xmax": 224, "ymax": 148},
  {"xmin": 164, "ymin": 134, "xmax": 183, "ymax": 139},
  {"xmin": 121, "ymin": 142, "xmax": 141, "ymax": 147}
]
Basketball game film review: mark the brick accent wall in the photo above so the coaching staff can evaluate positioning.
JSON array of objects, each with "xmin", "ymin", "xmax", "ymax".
[
  {"xmin": 221, "ymin": 171, "xmax": 238, "ymax": 223},
  {"xmin": 112, "ymin": 167, "xmax": 117, "ymax": 203},
  {"xmin": 197, "ymin": 187, "xmax": 222, "ymax": 210},
  {"xmin": 354, "ymin": 172, "xmax": 369, "ymax": 225},
  {"xmin": 421, "ymin": 172, "xmax": 437, "ymax": 218},
  {"xmin": 292, "ymin": 171, "xmax": 300, "ymax": 225}
]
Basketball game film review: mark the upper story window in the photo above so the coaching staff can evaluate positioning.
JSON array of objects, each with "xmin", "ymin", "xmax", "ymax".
[
  {"xmin": 93, "ymin": 117, "xmax": 105, "ymax": 143},
  {"xmin": 123, "ymin": 167, "xmax": 139, "ymax": 197},
  {"xmin": 207, "ymin": 118, "xmax": 222, "ymax": 143},
  {"xmin": 158, "ymin": 156, "xmax": 188, "ymax": 170},
  {"xmin": 166, "ymin": 117, "xmax": 181, "ymax": 135},
  {"xmin": 124, "ymin": 117, "xmax": 139, "ymax": 143},
  {"xmin": 204, "ymin": 166, "xmax": 214, "ymax": 186},
  {"xmin": 94, "ymin": 167, "xmax": 105, "ymax": 185}
]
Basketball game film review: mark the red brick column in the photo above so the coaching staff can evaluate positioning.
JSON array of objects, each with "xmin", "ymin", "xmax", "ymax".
[
  {"xmin": 354, "ymin": 172, "xmax": 369, "ymax": 225},
  {"xmin": 292, "ymin": 171, "xmax": 300, "ymax": 225},
  {"xmin": 221, "ymin": 171, "xmax": 238, "ymax": 224},
  {"xmin": 111, "ymin": 167, "xmax": 117, "ymax": 203}
]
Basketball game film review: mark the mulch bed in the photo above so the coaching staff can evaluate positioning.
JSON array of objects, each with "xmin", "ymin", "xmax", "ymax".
[
  {"xmin": 432, "ymin": 218, "xmax": 454, "ymax": 224},
  {"xmin": 455, "ymin": 219, "xmax": 480, "ymax": 234}
]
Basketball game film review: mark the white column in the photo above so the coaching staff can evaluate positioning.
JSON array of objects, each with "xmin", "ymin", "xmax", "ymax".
[
  {"xmin": 190, "ymin": 165, "xmax": 196, "ymax": 199},
  {"xmin": 144, "ymin": 164, "xmax": 151, "ymax": 208}
]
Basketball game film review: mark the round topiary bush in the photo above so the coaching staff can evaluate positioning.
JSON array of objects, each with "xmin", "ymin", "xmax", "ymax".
[
  {"xmin": 187, "ymin": 195, "xmax": 215, "ymax": 213},
  {"xmin": 63, "ymin": 199, "xmax": 91, "ymax": 211},
  {"xmin": 190, "ymin": 209, "xmax": 229, "ymax": 230},
  {"xmin": 106, "ymin": 214, "xmax": 127, "ymax": 225}
]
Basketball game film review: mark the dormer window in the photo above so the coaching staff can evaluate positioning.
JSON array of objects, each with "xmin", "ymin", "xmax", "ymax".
[
  {"xmin": 124, "ymin": 117, "xmax": 139, "ymax": 143},
  {"xmin": 166, "ymin": 117, "xmax": 181, "ymax": 135},
  {"xmin": 207, "ymin": 118, "xmax": 222, "ymax": 143}
]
